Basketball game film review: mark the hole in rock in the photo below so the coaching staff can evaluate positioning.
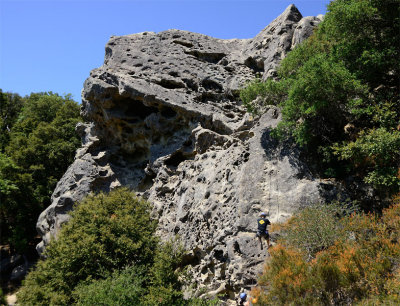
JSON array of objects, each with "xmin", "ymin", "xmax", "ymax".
[
  {"xmin": 201, "ymin": 78, "xmax": 223, "ymax": 92},
  {"xmin": 244, "ymin": 56, "xmax": 264, "ymax": 73},
  {"xmin": 156, "ymin": 79, "xmax": 186, "ymax": 89},
  {"xmin": 160, "ymin": 106, "xmax": 177, "ymax": 118},
  {"xmin": 165, "ymin": 151, "xmax": 186, "ymax": 167},
  {"xmin": 184, "ymin": 50, "xmax": 226, "ymax": 64},
  {"xmin": 105, "ymin": 47, "xmax": 112, "ymax": 57},
  {"xmin": 172, "ymin": 40, "xmax": 194, "ymax": 48},
  {"xmin": 233, "ymin": 241, "xmax": 241, "ymax": 254},
  {"xmin": 194, "ymin": 92, "xmax": 223, "ymax": 103},
  {"xmin": 214, "ymin": 250, "xmax": 227, "ymax": 262},
  {"xmin": 124, "ymin": 100, "xmax": 158, "ymax": 119},
  {"xmin": 168, "ymin": 71, "xmax": 180, "ymax": 77},
  {"xmin": 182, "ymin": 78, "xmax": 199, "ymax": 91}
]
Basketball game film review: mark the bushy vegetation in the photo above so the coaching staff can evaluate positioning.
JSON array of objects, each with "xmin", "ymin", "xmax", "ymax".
[
  {"xmin": 283, "ymin": 202, "xmax": 357, "ymax": 259},
  {"xmin": 0, "ymin": 91, "xmax": 81, "ymax": 252},
  {"xmin": 251, "ymin": 196, "xmax": 400, "ymax": 305},
  {"xmin": 17, "ymin": 188, "xmax": 214, "ymax": 305},
  {"xmin": 240, "ymin": 0, "xmax": 400, "ymax": 198}
]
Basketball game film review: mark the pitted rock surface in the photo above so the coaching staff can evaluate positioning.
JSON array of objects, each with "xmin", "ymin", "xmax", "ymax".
[{"xmin": 37, "ymin": 4, "xmax": 330, "ymax": 299}]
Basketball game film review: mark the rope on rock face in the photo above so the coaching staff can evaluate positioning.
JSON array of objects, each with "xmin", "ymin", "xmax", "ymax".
[
  {"xmin": 268, "ymin": 170, "xmax": 272, "ymax": 216},
  {"xmin": 276, "ymin": 171, "xmax": 280, "ymax": 221}
]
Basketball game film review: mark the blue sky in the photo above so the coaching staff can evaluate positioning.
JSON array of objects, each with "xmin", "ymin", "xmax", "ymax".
[{"xmin": 1, "ymin": 0, "xmax": 330, "ymax": 103}]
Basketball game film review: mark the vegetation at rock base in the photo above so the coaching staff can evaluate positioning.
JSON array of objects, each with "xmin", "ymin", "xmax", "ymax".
[
  {"xmin": 17, "ymin": 188, "xmax": 216, "ymax": 305},
  {"xmin": 0, "ymin": 288, "xmax": 6, "ymax": 305},
  {"xmin": 250, "ymin": 196, "xmax": 400, "ymax": 305},
  {"xmin": 240, "ymin": 0, "xmax": 400, "ymax": 200},
  {"xmin": 0, "ymin": 91, "xmax": 81, "ymax": 253}
]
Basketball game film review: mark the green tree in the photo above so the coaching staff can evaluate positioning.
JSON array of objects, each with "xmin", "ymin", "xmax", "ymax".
[
  {"xmin": 0, "ymin": 90, "xmax": 24, "ymax": 151},
  {"xmin": 17, "ymin": 189, "xmax": 210, "ymax": 306},
  {"xmin": 17, "ymin": 188, "xmax": 158, "ymax": 304},
  {"xmin": 241, "ymin": 0, "xmax": 400, "ymax": 197},
  {"xmin": 0, "ymin": 92, "xmax": 81, "ymax": 252}
]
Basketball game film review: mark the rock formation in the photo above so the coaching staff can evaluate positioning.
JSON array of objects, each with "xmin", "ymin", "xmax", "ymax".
[{"xmin": 37, "ymin": 4, "xmax": 334, "ymax": 299}]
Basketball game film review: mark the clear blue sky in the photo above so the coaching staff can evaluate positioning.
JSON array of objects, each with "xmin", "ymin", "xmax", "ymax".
[{"xmin": 1, "ymin": 0, "xmax": 330, "ymax": 103}]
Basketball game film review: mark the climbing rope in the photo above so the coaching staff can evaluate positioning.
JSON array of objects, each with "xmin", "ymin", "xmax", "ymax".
[
  {"xmin": 276, "ymin": 169, "xmax": 280, "ymax": 221},
  {"xmin": 268, "ymin": 170, "xmax": 272, "ymax": 215}
]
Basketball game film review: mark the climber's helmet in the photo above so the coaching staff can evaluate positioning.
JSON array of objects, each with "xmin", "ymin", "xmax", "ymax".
[
  {"xmin": 260, "ymin": 212, "xmax": 267, "ymax": 217},
  {"xmin": 240, "ymin": 292, "xmax": 247, "ymax": 300}
]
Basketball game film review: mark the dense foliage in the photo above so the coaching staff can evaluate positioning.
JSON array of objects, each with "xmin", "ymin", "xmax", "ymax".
[
  {"xmin": 240, "ymin": 0, "xmax": 400, "ymax": 198},
  {"xmin": 283, "ymin": 202, "xmax": 357, "ymax": 259},
  {"xmin": 251, "ymin": 197, "xmax": 400, "ymax": 305},
  {"xmin": 0, "ymin": 91, "xmax": 81, "ymax": 252},
  {"xmin": 17, "ymin": 188, "xmax": 215, "ymax": 305}
]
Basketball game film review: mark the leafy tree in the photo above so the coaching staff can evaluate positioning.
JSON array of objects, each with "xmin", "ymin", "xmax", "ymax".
[
  {"xmin": 241, "ymin": 0, "xmax": 400, "ymax": 197},
  {"xmin": 17, "ymin": 188, "xmax": 158, "ymax": 304},
  {"xmin": 0, "ymin": 92, "xmax": 81, "ymax": 252},
  {"xmin": 0, "ymin": 90, "xmax": 24, "ymax": 151},
  {"xmin": 17, "ymin": 188, "xmax": 213, "ymax": 305},
  {"xmin": 333, "ymin": 128, "xmax": 400, "ymax": 193}
]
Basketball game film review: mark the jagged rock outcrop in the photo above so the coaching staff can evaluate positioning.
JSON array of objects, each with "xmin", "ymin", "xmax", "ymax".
[{"xmin": 37, "ymin": 4, "xmax": 334, "ymax": 300}]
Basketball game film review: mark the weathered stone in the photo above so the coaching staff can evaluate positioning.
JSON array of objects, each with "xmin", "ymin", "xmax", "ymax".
[
  {"xmin": 36, "ymin": 4, "xmax": 333, "ymax": 301},
  {"xmin": 10, "ymin": 264, "xmax": 28, "ymax": 281}
]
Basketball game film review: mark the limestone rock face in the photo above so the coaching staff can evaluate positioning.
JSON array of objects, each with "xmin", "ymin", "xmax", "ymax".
[{"xmin": 37, "ymin": 4, "xmax": 330, "ymax": 298}]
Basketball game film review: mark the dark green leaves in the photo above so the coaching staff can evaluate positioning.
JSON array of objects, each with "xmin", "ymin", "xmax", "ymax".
[
  {"xmin": 240, "ymin": 0, "xmax": 400, "ymax": 197},
  {"xmin": 0, "ymin": 91, "xmax": 81, "ymax": 252}
]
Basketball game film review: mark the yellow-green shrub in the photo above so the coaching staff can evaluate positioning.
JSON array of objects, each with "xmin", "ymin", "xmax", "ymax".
[{"xmin": 253, "ymin": 199, "xmax": 400, "ymax": 305}]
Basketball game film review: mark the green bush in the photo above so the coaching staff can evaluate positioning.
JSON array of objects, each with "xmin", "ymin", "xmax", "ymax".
[
  {"xmin": 17, "ymin": 188, "xmax": 158, "ymax": 305},
  {"xmin": 73, "ymin": 265, "xmax": 147, "ymax": 305},
  {"xmin": 333, "ymin": 128, "xmax": 400, "ymax": 193},
  {"xmin": 255, "ymin": 198, "xmax": 400, "ymax": 305},
  {"xmin": 282, "ymin": 202, "xmax": 356, "ymax": 259},
  {"xmin": 239, "ymin": 78, "xmax": 287, "ymax": 114},
  {"xmin": 17, "ymin": 188, "xmax": 215, "ymax": 305},
  {"xmin": 240, "ymin": 0, "xmax": 400, "ymax": 197}
]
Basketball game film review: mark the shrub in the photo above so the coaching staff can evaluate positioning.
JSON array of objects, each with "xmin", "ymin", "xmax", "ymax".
[
  {"xmin": 252, "ymin": 197, "xmax": 400, "ymax": 305},
  {"xmin": 283, "ymin": 202, "xmax": 356, "ymax": 258},
  {"xmin": 239, "ymin": 78, "xmax": 287, "ymax": 114},
  {"xmin": 239, "ymin": 0, "xmax": 400, "ymax": 198},
  {"xmin": 73, "ymin": 265, "xmax": 147, "ymax": 306},
  {"xmin": 17, "ymin": 188, "xmax": 158, "ymax": 305},
  {"xmin": 17, "ymin": 188, "xmax": 216, "ymax": 305}
]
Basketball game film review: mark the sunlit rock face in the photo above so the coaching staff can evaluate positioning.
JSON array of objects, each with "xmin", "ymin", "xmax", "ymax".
[{"xmin": 37, "ymin": 4, "xmax": 332, "ymax": 299}]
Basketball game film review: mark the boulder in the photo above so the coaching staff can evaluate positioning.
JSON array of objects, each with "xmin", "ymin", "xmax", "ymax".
[{"xmin": 37, "ymin": 4, "xmax": 333, "ymax": 299}]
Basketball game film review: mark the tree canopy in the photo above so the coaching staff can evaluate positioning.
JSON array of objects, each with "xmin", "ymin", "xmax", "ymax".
[
  {"xmin": 240, "ymin": 0, "xmax": 400, "ymax": 199},
  {"xmin": 0, "ymin": 91, "xmax": 81, "ymax": 252},
  {"xmin": 17, "ymin": 188, "xmax": 215, "ymax": 305}
]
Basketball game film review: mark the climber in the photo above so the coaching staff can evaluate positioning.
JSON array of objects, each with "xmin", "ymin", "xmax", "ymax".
[
  {"xmin": 239, "ymin": 292, "xmax": 247, "ymax": 306},
  {"xmin": 238, "ymin": 292, "xmax": 255, "ymax": 306},
  {"xmin": 257, "ymin": 212, "xmax": 271, "ymax": 250}
]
